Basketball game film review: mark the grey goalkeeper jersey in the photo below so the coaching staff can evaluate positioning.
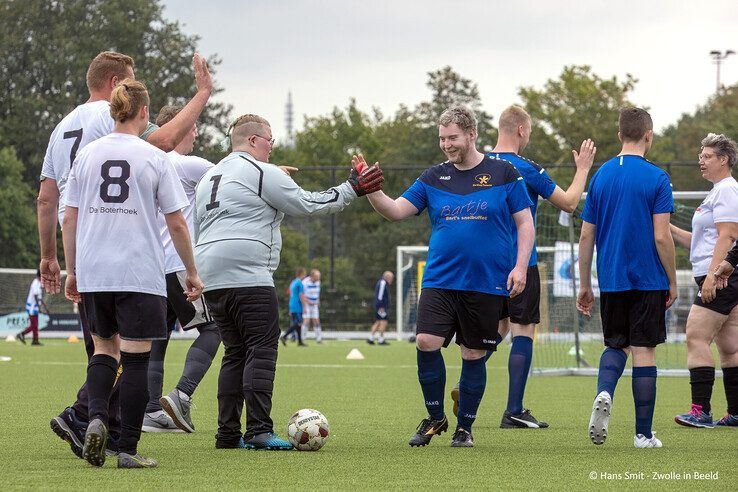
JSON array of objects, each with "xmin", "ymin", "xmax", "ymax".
[{"xmin": 194, "ymin": 151, "xmax": 357, "ymax": 292}]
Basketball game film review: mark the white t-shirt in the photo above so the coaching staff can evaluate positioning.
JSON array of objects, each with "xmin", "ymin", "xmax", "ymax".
[
  {"xmin": 40, "ymin": 100, "xmax": 115, "ymax": 222},
  {"xmin": 158, "ymin": 152, "xmax": 214, "ymax": 273},
  {"xmin": 690, "ymin": 176, "xmax": 738, "ymax": 277},
  {"xmin": 25, "ymin": 278, "xmax": 43, "ymax": 314},
  {"xmin": 65, "ymin": 133, "xmax": 188, "ymax": 296}
]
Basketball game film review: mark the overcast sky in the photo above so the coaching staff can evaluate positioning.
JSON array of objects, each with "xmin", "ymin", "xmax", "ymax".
[{"xmin": 162, "ymin": 0, "xmax": 738, "ymax": 140}]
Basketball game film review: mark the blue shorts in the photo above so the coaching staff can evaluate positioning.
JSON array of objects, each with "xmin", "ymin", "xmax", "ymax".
[
  {"xmin": 290, "ymin": 312, "xmax": 303, "ymax": 327},
  {"xmin": 375, "ymin": 308, "xmax": 389, "ymax": 321}
]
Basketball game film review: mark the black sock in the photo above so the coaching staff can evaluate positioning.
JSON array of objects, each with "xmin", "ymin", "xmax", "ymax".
[
  {"xmin": 689, "ymin": 366, "xmax": 715, "ymax": 413},
  {"xmin": 177, "ymin": 324, "xmax": 220, "ymax": 396},
  {"xmin": 723, "ymin": 366, "xmax": 738, "ymax": 416},
  {"xmin": 86, "ymin": 354, "xmax": 119, "ymax": 425},
  {"xmin": 146, "ymin": 337, "xmax": 169, "ymax": 413},
  {"xmin": 118, "ymin": 351, "xmax": 151, "ymax": 455}
]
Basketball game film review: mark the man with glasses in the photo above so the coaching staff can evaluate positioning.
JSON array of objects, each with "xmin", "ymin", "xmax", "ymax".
[{"xmin": 194, "ymin": 114, "xmax": 384, "ymax": 449}]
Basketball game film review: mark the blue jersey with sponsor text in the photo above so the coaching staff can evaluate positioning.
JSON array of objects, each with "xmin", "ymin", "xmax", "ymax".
[
  {"xmin": 401, "ymin": 156, "xmax": 533, "ymax": 296},
  {"xmin": 489, "ymin": 152, "xmax": 557, "ymax": 266},
  {"xmin": 581, "ymin": 155, "xmax": 674, "ymax": 292}
]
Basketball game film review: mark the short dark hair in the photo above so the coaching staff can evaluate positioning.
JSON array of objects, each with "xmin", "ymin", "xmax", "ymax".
[{"xmin": 618, "ymin": 107, "xmax": 653, "ymax": 142}]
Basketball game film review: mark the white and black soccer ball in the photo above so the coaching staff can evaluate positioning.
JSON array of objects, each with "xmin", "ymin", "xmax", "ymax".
[{"xmin": 287, "ymin": 409, "xmax": 329, "ymax": 451}]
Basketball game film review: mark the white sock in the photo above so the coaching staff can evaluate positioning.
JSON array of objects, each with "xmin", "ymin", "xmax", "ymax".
[
  {"xmin": 315, "ymin": 325, "xmax": 322, "ymax": 343},
  {"xmin": 378, "ymin": 334, "xmax": 385, "ymax": 343}
]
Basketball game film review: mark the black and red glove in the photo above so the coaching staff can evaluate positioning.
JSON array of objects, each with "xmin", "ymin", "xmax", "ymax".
[{"xmin": 348, "ymin": 163, "xmax": 384, "ymax": 196}]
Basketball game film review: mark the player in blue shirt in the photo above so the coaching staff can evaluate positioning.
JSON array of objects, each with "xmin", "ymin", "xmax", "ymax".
[
  {"xmin": 367, "ymin": 271, "xmax": 394, "ymax": 345},
  {"xmin": 451, "ymin": 105, "xmax": 595, "ymax": 429},
  {"xmin": 358, "ymin": 106, "xmax": 535, "ymax": 448},
  {"xmin": 281, "ymin": 268, "xmax": 307, "ymax": 346},
  {"xmin": 577, "ymin": 108, "xmax": 677, "ymax": 449}
]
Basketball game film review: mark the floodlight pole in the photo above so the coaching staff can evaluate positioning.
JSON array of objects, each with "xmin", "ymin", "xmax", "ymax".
[{"xmin": 710, "ymin": 50, "xmax": 735, "ymax": 93}]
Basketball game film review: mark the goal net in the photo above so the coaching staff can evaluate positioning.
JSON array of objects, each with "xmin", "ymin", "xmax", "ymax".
[{"xmin": 396, "ymin": 191, "xmax": 709, "ymax": 374}]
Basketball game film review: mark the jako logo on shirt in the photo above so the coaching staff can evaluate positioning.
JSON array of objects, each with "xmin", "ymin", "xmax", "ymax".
[
  {"xmin": 439, "ymin": 175, "xmax": 451, "ymax": 180},
  {"xmin": 473, "ymin": 174, "xmax": 492, "ymax": 187}
]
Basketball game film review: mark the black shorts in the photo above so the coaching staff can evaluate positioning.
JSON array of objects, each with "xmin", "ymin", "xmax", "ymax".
[
  {"xmin": 600, "ymin": 290, "xmax": 667, "ymax": 348},
  {"xmin": 693, "ymin": 271, "xmax": 738, "ymax": 315},
  {"xmin": 505, "ymin": 265, "xmax": 540, "ymax": 325},
  {"xmin": 81, "ymin": 291, "xmax": 167, "ymax": 341},
  {"xmin": 416, "ymin": 288, "xmax": 506, "ymax": 351},
  {"xmin": 166, "ymin": 271, "xmax": 214, "ymax": 330}
]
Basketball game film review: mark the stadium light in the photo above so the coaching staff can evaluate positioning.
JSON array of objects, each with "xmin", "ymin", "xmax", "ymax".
[{"xmin": 709, "ymin": 50, "xmax": 735, "ymax": 93}]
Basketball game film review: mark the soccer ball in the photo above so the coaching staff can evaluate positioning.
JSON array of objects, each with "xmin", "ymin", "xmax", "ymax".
[{"xmin": 287, "ymin": 409, "xmax": 329, "ymax": 451}]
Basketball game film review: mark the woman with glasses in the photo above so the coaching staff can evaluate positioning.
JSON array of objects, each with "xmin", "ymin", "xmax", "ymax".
[{"xmin": 670, "ymin": 133, "xmax": 738, "ymax": 428}]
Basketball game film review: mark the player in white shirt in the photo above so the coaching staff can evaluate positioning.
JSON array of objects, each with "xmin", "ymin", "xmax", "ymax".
[
  {"xmin": 140, "ymin": 105, "xmax": 220, "ymax": 434},
  {"xmin": 43, "ymin": 51, "xmax": 214, "ymax": 460},
  {"xmin": 670, "ymin": 133, "xmax": 738, "ymax": 428},
  {"xmin": 301, "ymin": 269, "xmax": 322, "ymax": 343},
  {"xmin": 16, "ymin": 270, "xmax": 47, "ymax": 345},
  {"xmin": 62, "ymin": 80, "xmax": 204, "ymax": 469}
]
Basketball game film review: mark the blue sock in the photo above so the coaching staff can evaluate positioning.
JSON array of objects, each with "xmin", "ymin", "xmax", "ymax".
[
  {"xmin": 417, "ymin": 349, "xmax": 446, "ymax": 420},
  {"xmin": 596, "ymin": 347, "xmax": 627, "ymax": 399},
  {"xmin": 506, "ymin": 336, "xmax": 533, "ymax": 414},
  {"xmin": 632, "ymin": 366, "xmax": 657, "ymax": 439},
  {"xmin": 457, "ymin": 357, "xmax": 487, "ymax": 431}
]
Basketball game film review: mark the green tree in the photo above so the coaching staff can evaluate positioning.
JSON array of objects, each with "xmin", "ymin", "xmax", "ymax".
[
  {"xmin": 0, "ymin": 0, "xmax": 231, "ymax": 185},
  {"xmin": 0, "ymin": 148, "xmax": 38, "ymax": 267}
]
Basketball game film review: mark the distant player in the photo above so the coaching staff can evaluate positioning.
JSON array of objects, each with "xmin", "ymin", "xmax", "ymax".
[
  {"xmin": 450, "ymin": 105, "xmax": 596, "ymax": 429},
  {"xmin": 577, "ymin": 108, "xmax": 677, "ymax": 449},
  {"xmin": 62, "ymin": 79, "xmax": 203, "ymax": 468},
  {"xmin": 282, "ymin": 268, "xmax": 308, "ymax": 346},
  {"xmin": 195, "ymin": 113, "xmax": 383, "ymax": 450},
  {"xmin": 367, "ymin": 271, "xmax": 394, "ymax": 345},
  {"xmin": 359, "ymin": 105, "xmax": 535, "ymax": 447},
  {"xmin": 142, "ymin": 105, "xmax": 221, "ymax": 434},
  {"xmin": 16, "ymin": 270, "xmax": 47, "ymax": 345},
  {"xmin": 302, "ymin": 269, "xmax": 322, "ymax": 343},
  {"xmin": 41, "ymin": 50, "xmax": 213, "ymax": 458}
]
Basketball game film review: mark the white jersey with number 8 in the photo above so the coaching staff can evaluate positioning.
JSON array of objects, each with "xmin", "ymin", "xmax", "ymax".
[
  {"xmin": 40, "ymin": 100, "xmax": 115, "ymax": 222},
  {"xmin": 65, "ymin": 133, "xmax": 188, "ymax": 296}
]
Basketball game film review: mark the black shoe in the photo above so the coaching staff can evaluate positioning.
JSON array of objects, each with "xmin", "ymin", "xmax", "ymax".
[
  {"xmin": 83, "ymin": 418, "xmax": 108, "ymax": 467},
  {"xmin": 378, "ymin": 340, "xmax": 390, "ymax": 345},
  {"xmin": 31, "ymin": 340, "xmax": 43, "ymax": 346},
  {"xmin": 298, "ymin": 342, "xmax": 307, "ymax": 347},
  {"xmin": 500, "ymin": 409, "xmax": 549, "ymax": 429},
  {"xmin": 16, "ymin": 332, "xmax": 26, "ymax": 344},
  {"xmin": 366, "ymin": 339, "xmax": 375, "ymax": 345},
  {"xmin": 50, "ymin": 407, "xmax": 86, "ymax": 459},
  {"xmin": 408, "ymin": 416, "xmax": 448, "ymax": 447},
  {"xmin": 450, "ymin": 427, "xmax": 474, "ymax": 447}
]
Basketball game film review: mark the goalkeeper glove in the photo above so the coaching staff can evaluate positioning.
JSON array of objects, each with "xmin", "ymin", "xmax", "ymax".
[{"xmin": 348, "ymin": 164, "xmax": 384, "ymax": 196}]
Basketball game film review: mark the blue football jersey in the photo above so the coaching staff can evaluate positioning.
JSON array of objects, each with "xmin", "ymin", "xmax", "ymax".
[
  {"xmin": 401, "ymin": 155, "xmax": 533, "ymax": 296},
  {"xmin": 581, "ymin": 155, "xmax": 674, "ymax": 292},
  {"xmin": 489, "ymin": 152, "xmax": 557, "ymax": 266}
]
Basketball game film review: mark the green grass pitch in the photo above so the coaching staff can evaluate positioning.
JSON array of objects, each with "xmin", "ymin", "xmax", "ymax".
[{"xmin": 0, "ymin": 339, "xmax": 734, "ymax": 490}]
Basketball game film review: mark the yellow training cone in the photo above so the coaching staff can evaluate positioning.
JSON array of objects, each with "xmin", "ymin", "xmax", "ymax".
[{"xmin": 67, "ymin": 335, "xmax": 80, "ymax": 343}]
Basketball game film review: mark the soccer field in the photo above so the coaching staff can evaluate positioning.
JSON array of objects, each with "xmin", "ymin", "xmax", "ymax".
[{"xmin": 1, "ymin": 340, "xmax": 734, "ymax": 491}]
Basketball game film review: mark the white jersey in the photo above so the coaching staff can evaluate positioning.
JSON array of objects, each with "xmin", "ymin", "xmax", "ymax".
[
  {"xmin": 158, "ymin": 152, "xmax": 214, "ymax": 274},
  {"xmin": 25, "ymin": 278, "xmax": 43, "ymax": 315},
  {"xmin": 302, "ymin": 277, "xmax": 320, "ymax": 304},
  {"xmin": 40, "ymin": 100, "xmax": 115, "ymax": 222},
  {"xmin": 690, "ymin": 176, "xmax": 738, "ymax": 277},
  {"xmin": 65, "ymin": 133, "xmax": 188, "ymax": 296},
  {"xmin": 194, "ymin": 151, "xmax": 357, "ymax": 292}
]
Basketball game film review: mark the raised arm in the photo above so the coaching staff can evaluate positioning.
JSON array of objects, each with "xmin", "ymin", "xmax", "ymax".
[
  {"xmin": 145, "ymin": 54, "xmax": 212, "ymax": 151},
  {"xmin": 352, "ymin": 155, "xmax": 418, "ymax": 221},
  {"xmin": 37, "ymin": 178, "xmax": 62, "ymax": 293},
  {"xmin": 547, "ymin": 139, "xmax": 596, "ymax": 213},
  {"xmin": 653, "ymin": 213, "xmax": 678, "ymax": 308},
  {"xmin": 576, "ymin": 221, "xmax": 596, "ymax": 317},
  {"xmin": 669, "ymin": 223, "xmax": 692, "ymax": 249}
]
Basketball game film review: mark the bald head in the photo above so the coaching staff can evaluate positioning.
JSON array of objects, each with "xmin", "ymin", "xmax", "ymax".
[{"xmin": 383, "ymin": 271, "xmax": 394, "ymax": 284}]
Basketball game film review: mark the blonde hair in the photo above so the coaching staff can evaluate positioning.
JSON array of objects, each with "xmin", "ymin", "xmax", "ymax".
[
  {"xmin": 498, "ymin": 105, "xmax": 531, "ymax": 135},
  {"xmin": 109, "ymin": 79, "xmax": 149, "ymax": 123},
  {"xmin": 228, "ymin": 114, "xmax": 271, "ymax": 149},
  {"xmin": 438, "ymin": 106, "xmax": 477, "ymax": 133},
  {"xmin": 155, "ymin": 105, "xmax": 183, "ymax": 126},
  {"xmin": 86, "ymin": 51, "xmax": 134, "ymax": 92}
]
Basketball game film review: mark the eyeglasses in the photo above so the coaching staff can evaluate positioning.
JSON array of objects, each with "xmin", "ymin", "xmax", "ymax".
[
  {"xmin": 253, "ymin": 134, "xmax": 275, "ymax": 147},
  {"xmin": 698, "ymin": 152, "xmax": 717, "ymax": 161}
]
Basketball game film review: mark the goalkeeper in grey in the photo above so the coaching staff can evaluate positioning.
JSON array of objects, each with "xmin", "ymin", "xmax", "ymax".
[{"xmin": 194, "ymin": 113, "xmax": 384, "ymax": 449}]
